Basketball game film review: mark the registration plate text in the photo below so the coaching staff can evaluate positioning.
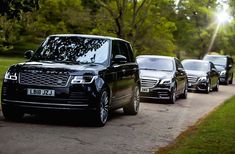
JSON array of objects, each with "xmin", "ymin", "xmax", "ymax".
[{"xmin": 27, "ymin": 89, "xmax": 55, "ymax": 97}]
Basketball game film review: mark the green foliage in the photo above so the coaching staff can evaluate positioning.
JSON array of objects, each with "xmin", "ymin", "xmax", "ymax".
[
  {"xmin": 0, "ymin": 0, "xmax": 235, "ymax": 58},
  {"xmin": 0, "ymin": 0, "xmax": 39, "ymax": 19},
  {"xmin": 156, "ymin": 96, "xmax": 235, "ymax": 154},
  {"xmin": 174, "ymin": 0, "xmax": 218, "ymax": 58},
  {"xmin": 0, "ymin": 16, "xmax": 22, "ymax": 51}
]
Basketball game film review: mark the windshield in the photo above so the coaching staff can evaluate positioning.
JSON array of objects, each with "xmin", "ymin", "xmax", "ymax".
[
  {"xmin": 137, "ymin": 57, "xmax": 174, "ymax": 71},
  {"xmin": 182, "ymin": 61, "xmax": 209, "ymax": 72},
  {"xmin": 32, "ymin": 36, "xmax": 110, "ymax": 64},
  {"xmin": 204, "ymin": 56, "xmax": 227, "ymax": 67}
]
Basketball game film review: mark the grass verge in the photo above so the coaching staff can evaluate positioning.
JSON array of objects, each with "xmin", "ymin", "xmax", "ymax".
[
  {"xmin": 0, "ymin": 57, "xmax": 24, "ymax": 105},
  {"xmin": 156, "ymin": 96, "xmax": 235, "ymax": 154}
]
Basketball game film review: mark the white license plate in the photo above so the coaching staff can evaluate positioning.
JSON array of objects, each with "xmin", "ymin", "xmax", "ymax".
[
  {"xmin": 27, "ymin": 88, "xmax": 55, "ymax": 97},
  {"xmin": 141, "ymin": 88, "xmax": 149, "ymax": 93}
]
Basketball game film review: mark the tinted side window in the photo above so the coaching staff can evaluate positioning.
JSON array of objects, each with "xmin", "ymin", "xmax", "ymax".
[
  {"xmin": 229, "ymin": 57, "xmax": 233, "ymax": 65},
  {"xmin": 211, "ymin": 62, "xmax": 216, "ymax": 70},
  {"xmin": 119, "ymin": 41, "xmax": 131, "ymax": 62},
  {"xmin": 112, "ymin": 40, "xmax": 119, "ymax": 58},
  {"xmin": 175, "ymin": 59, "xmax": 183, "ymax": 70},
  {"xmin": 126, "ymin": 43, "xmax": 134, "ymax": 62}
]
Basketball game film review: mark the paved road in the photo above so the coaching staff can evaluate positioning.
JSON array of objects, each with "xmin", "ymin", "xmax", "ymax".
[{"xmin": 0, "ymin": 84, "xmax": 234, "ymax": 154}]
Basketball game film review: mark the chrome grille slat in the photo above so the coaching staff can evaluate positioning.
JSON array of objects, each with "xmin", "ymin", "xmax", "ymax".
[
  {"xmin": 141, "ymin": 78, "xmax": 159, "ymax": 88},
  {"xmin": 187, "ymin": 76, "xmax": 198, "ymax": 83},
  {"xmin": 19, "ymin": 72, "xmax": 70, "ymax": 87}
]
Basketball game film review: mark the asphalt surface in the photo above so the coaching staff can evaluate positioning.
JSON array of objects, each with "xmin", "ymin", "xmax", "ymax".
[{"xmin": 0, "ymin": 83, "xmax": 234, "ymax": 154}]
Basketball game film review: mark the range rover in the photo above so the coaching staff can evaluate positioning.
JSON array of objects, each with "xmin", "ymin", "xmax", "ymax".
[
  {"xmin": 136, "ymin": 55, "xmax": 188, "ymax": 104},
  {"xmin": 1, "ymin": 34, "xmax": 140, "ymax": 126}
]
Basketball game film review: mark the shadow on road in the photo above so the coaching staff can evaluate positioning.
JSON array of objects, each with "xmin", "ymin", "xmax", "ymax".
[
  {"xmin": 0, "ymin": 110, "xmax": 126, "ymax": 128},
  {"xmin": 140, "ymin": 98, "xmax": 173, "ymax": 104}
]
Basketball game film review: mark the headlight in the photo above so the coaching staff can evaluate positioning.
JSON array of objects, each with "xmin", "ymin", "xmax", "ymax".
[
  {"xmin": 160, "ymin": 79, "xmax": 172, "ymax": 85},
  {"xmin": 220, "ymin": 70, "xmax": 226, "ymax": 76},
  {"xmin": 198, "ymin": 76, "xmax": 207, "ymax": 82},
  {"xmin": 4, "ymin": 72, "xmax": 18, "ymax": 80},
  {"xmin": 71, "ymin": 75, "xmax": 97, "ymax": 84}
]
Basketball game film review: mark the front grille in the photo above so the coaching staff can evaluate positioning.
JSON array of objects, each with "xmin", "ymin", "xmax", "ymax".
[
  {"xmin": 187, "ymin": 76, "xmax": 198, "ymax": 83},
  {"xmin": 19, "ymin": 72, "xmax": 70, "ymax": 87},
  {"xmin": 141, "ymin": 78, "xmax": 159, "ymax": 88},
  {"xmin": 2, "ymin": 87, "xmax": 7, "ymax": 96},
  {"xmin": 158, "ymin": 91, "xmax": 169, "ymax": 97}
]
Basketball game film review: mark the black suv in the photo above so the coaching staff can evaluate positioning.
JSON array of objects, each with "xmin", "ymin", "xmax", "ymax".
[
  {"xmin": 1, "ymin": 34, "xmax": 140, "ymax": 126},
  {"xmin": 203, "ymin": 55, "xmax": 233, "ymax": 85},
  {"xmin": 182, "ymin": 59, "xmax": 219, "ymax": 93},
  {"xmin": 136, "ymin": 55, "xmax": 188, "ymax": 104}
]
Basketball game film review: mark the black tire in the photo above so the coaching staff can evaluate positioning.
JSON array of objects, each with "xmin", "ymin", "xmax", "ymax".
[
  {"xmin": 180, "ymin": 83, "xmax": 188, "ymax": 99},
  {"xmin": 229, "ymin": 74, "xmax": 233, "ymax": 84},
  {"xmin": 123, "ymin": 86, "xmax": 140, "ymax": 115},
  {"xmin": 205, "ymin": 81, "xmax": 211, "ymax": 94},
  {"xmin": 213, "ymin": 80, "xmax": 219, "ymax": 92},
  {"xmin": 225, "ymin": 79, "xmax": 229, "ymax": 85},
  {"xmin": 169, "ymin": 86, "xmax": 176, "ymax": 104},
  {"xmin": 94, "ymin": 89, "xmax": 109, "ymax": 127},
  {"xmin": 2, "ymin": 105, "xmax": 24, "ymax": 121}
]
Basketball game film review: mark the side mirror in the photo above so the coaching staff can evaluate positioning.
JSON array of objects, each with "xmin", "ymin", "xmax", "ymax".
[
  {"xmin": 113, "ymin": 55, "xmax": 127, "ymax": 64},
  {"xmin": 212, "ymin": 68, "xmax": 217, "ymax": 72},
  {"xmin": 24, "ymin": 50, "xmax": 34, "ymax": 59},
  {"xmin": 211, "ymin": 68, "xmax": 218, "ymax": 73},
  {"xmin": 178, "ymin": 67, "xmax": 185, "ymax": 72}
]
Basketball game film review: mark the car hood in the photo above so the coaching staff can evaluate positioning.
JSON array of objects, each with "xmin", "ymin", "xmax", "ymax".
[
  {"xmin": 10, "ymin": 61, "xmax": 107, "ymax": 76},
  {"xmin": 214, "ymin": 65, "xmax": 225, "ymax": 72},
  {"xmin": 139, "ymin": 69, "xmax": 174, "ymax": 79},
  {"xmin": 185, "ymin": 70, "xmax": 207, "ymax": 77}
]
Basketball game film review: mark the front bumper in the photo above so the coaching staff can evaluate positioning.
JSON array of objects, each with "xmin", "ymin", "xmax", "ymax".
[
  {"xmin": 219, "ymin": 76, "xmax": 227, "ymax": 83},
  {"xmin": 188, "ymin": 82, "xmax": 207, "ymax": 91},
  {"xmin": 1, "ymin": 80, "xmax": 99, "ymax": 113},
  {"xmin": 140, "ymin": 87, "xmax": 171, "ymax": 100}
]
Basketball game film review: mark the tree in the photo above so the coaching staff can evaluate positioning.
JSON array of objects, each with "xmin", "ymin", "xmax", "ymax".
[
  {"xmin": 93, "ymin": 0, "xmax": 176, "ymax": 55},
  {"xmin": 174, "ymin": 0, "xmax": 218, "ymax": 58},
  {"xmin": 0, "ymin": 0, "xmax": 39, "ymax": 19}
]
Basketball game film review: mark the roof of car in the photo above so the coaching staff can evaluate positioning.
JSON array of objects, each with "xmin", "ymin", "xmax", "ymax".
[
  {"xmin": 136, "ymin": 55, "xmax": 175, "ymax": 60},
  {"xmin": 182, "ymin": 59, "xmax": 209, "ymax": 63},
  {"xmin": 204, "ymin": 54, "xmax": 231, "ymax": 58},
  {"xmin": 49, "ymin": 34, "xmax": 129, "ymax": 42}
]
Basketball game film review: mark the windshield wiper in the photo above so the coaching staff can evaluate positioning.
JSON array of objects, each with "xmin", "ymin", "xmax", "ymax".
[
  {"xmin": 215, "ymin": 64, "xmax": 225, "ymax": 67},
  {"xmin": 140, "ymin": 68, "xmax": 158, "ymax": 70},
  {"xmin": 53, "ymin": 60, "xmax": 80, "ymax": 64},
  {"xmin": 140, "ymin": 68, "xmax": 171, "ymax": 71}
]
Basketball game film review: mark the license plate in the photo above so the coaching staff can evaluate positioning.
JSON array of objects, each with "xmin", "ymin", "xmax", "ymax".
[
  {"xmin": 141, "ymin": 87, "xmax": 149, "ymax": 93},
  {"xmin": 27, "ymin": 88, "xmax": 55, "ymax": 97}
]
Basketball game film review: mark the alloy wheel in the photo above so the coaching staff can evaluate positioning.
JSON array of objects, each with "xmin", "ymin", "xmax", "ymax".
[
  {"xmin": 133, "ymin": 87, "xmax": 140, "ymax": 113},
  {"xmin": 100, "ymin": 91, "xmax": 109, "ymax": 124}
]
